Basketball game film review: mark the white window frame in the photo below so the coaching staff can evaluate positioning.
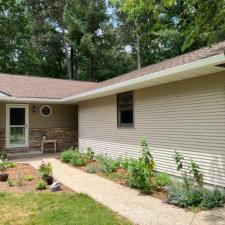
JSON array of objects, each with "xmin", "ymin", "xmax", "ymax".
[
  {"xmin": 40, "ymin": 105, "xmax": 52, "ymax": 117},
  {"xmin": 6, "ymin": 104, "xmax": 29, "ymax": 148}
]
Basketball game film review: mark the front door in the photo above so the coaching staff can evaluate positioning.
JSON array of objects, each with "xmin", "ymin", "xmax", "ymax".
[{"xmin": 6, "ymin": 104, "xmax": 29, "ymax": 148}]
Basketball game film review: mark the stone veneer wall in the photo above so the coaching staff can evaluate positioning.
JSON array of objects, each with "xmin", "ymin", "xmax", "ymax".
[
  {"xmin": 0, "ymin": 128, "xmax": 77, "ymax": 153},
  {"xmin": 29, "ymin": 128, "xmax": 77, "ymax": 152}
]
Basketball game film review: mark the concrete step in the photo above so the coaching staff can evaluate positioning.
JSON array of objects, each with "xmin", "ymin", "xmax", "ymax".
[{"xmin": 8, "ymin": 151, "xmax": 43, "ymax": 160}]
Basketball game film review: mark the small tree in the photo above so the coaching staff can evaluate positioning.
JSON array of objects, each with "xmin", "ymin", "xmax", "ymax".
[
  {"xmin": 173, "ymin": 151, "xmax": 203, "ymax": 189},
  {"xmin": 189, "ymin": 160, "xmax": 203, "ymax": 187},
  {"xmin": 140, "ymin": 139, "xmax": 155, "ymax": 174},
  {"xmin": 126, "ymin": 139, "xmax": 156, "ymax": 192}
]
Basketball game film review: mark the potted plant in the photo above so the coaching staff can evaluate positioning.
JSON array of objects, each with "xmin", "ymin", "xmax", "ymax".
[
  {"xmin": 38, "ymin": 161, "xmax": 53, "ymax": 185},
  {"xmin": 0, "ymin": 159, "xmax": 9, "ymax": 182}
]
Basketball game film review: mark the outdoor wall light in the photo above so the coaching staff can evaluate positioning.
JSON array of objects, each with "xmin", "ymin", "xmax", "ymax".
[{"xmin": 32, "ymin": 105, "xmax": 36, "ymax": 113}]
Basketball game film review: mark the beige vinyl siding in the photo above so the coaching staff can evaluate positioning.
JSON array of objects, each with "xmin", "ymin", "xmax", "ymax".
[
  {"xmin": 29, "ymin": 104, "xmax": 77, "ymax": 128},
  {"xmin": 0, "ymin": 103, "xmax": 77, "ymax": 129},
  {"xmin": 79, "ymin": 72, "xmax": 225, "ymax": 187}
]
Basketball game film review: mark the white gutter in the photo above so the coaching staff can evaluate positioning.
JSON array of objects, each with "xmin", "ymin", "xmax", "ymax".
[
  {"xmin": 0, "ymin": 96, "xmax": 63, "ymax": 103},
  {"xmin": 64, "ymin": 53, "xmax": 225, "ymax": 103},
  {"xmin": 0, "ymin": 53, "xmax": 224, "ymax": 104}
]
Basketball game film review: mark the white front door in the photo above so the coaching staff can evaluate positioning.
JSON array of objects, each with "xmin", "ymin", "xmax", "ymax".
[{"xmin": 6, "ymin": 104, "xmax": 29, "ymax": 148}]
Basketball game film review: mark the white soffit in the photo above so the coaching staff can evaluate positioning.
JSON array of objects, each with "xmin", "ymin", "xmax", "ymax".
[{"xmin": 0, "ymin": 92, "xmax": 9, "ymax": 97}]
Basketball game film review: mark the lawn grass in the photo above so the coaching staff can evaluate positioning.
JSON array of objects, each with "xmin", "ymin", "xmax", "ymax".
[{"xmin": 0, "ymin": 192, "xmax": 132, "ymax": 225}]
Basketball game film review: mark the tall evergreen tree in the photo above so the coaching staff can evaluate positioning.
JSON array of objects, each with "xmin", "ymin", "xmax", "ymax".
[
  {"xmin": 64, "ymin": 0, "xmax": 133, "ymax": 81},
  {"xmin": 0, "ymin": 0, "xmax": 31, "ymax": 74}
]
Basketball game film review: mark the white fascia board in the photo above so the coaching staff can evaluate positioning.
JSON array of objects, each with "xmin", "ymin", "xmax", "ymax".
[
  {"xmin": 0, "ymin": 96, "xmax": 63, "ymax": 103},
  {"xmin": 64, "ymin": 53, "xmax": 225, "ymax": 103}
]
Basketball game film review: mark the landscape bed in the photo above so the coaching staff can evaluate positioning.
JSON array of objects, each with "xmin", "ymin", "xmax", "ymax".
[
  {"xmin": 60, "ymin": 142, "xmax": 225, "ymax": 211},
  {"xmin": 0, "ymin": 163, "xmax": 72, "ymax": 193},
  {"xmin": 0, "ymin": 154, "xmax": 132, "ymax": 225}
]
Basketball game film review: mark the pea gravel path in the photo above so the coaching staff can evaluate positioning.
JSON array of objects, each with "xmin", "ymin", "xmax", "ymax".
[{"xmin": 17, "ymin": 156, "xmax": 225, "ymax": 225}]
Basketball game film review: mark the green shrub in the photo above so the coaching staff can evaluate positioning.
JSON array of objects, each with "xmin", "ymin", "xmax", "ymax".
[
  {"xmin": 174, "ymin": 151, "xmax": 184, "ymax": 172},
  {"xmin": 38, "ymin": 162, "xmax": 53, "ymax": 177},
  {"xmin": 173, "ymin": 151, "xmax": 203, "ymax": 189},
  {"xmin": 140, "ymin": 139, "xmax": 155, "ymax": 174},
  {"xmin": 70, "ymin": 151, "xmax": 87, "ymax": 167},
  {"xmin": 156, "ymin": 172, "xmax": 172, "ymax": 187},
  {"xmin": 126, "ymin": 159, "xmax": 154, "ymax": 191},
  {"xmin": 24, "ymin": 175, "xmax": 34, "ymax": 181},
  {"xmin": 0, "ymin": 160, "xmax": 8, "ymax": 173},
  {"xmin": 61, "ymin": 149, "xmax": 76, "ymax": 163},
  {"xmin": 96, "ymin": 155, "xmax": 119, "ymax": 174},
  {"xmin": 6, "ymin": 162, "xmax": 16, "ymax": 168},
  {"xmin": 0, "ymin": 151, "xmax": 7, "ymax": 160},
  {"xmin": 120, "ymin": 158, "xmax": 130, "ymax": 170},
  {"xmin": 167, "ymin": 184, "xmax": 203, "ymax": 208},
  {"xmin": 85, "ymin": 147, "xmax": 94, "ymax": 160},
  {"xmin": 7, "ymin": 178, "xmax": 15, "ymax": 187},
  {"xmin": 189, "ymin": 160, "xmax": 203, "ymax": 187},
  {"xmin": 0, "ymin": 160, "xmax": 16, "ymax": 172},
  {"xmin": 61, "ymin": 149, "xmax": 87, "ymax": 166},
  {"xmin": 36, "ymin": 180, "xmax": 47, "ymax": 190},
  {"xmin": 201, "ymin": 189, "xmax": 225, "ymax": 209},
  {"xmin": 168, "ymin": 184, "xmax": 225, "ymax": 209},
  {"xmin": 85, "ymin": 164, "xmax": 100, "ymax": 173}
]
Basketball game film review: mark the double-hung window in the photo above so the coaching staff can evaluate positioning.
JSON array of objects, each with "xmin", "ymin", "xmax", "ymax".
[{"xmin": 117, "ymin": 91, "xmax": 134, "ymax": 127}]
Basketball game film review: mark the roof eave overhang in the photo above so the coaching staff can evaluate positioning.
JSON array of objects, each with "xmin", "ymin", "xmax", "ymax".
[
  {"xmin": 64, "ymin": 53, "xmax": 225, "ymax": 103},
  {"xmin": 1, "ymin": 53, "xmax": 225, "ymax": 104}
]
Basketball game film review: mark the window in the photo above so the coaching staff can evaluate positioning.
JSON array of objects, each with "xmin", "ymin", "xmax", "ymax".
[
  {"xmin": 40, "ymin": 105, "xmax": 52, "ymax": 117},
  {"xmin": 9, "ymin": 107, "xmax": 26, "ymax": 145},
  {"xmin": 117, "ymin": 91, "xmax": 134, "ymax": 127}
]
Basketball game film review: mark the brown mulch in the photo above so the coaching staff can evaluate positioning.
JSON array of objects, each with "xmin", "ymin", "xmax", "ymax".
[
  {"xmin": 66, "ymin": 159, "xmax": 168, "ymax": 201},
  {"xmin": 0, "ymin": 163, "xmax": 73, "ymax": 193}
]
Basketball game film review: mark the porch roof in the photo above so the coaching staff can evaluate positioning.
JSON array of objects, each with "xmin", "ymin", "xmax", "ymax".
[{"xmin": 0, "ymin": 74, "xmax": 96, "ymax": 100}]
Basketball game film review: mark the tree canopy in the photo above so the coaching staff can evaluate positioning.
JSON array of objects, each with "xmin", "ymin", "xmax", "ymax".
[{"xmin": 0, "ymin": 0, "xmax": 224, "ymax": 81}]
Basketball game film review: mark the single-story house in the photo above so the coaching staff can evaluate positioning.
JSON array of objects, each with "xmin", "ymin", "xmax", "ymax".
[{"xmin": 0, "ymin": 41, "xmax": 225, "ymax": 187}]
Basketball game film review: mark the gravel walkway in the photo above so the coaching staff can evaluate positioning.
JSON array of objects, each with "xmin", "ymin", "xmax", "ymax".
[{"xmin": 16, "ymin": 156, "xmax": 225, "ymax": 225}]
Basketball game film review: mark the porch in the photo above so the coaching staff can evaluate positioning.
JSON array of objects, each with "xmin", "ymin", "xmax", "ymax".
[{"xmin": 0, "ymin": 102, "xmax": 78, "ymax": 157}]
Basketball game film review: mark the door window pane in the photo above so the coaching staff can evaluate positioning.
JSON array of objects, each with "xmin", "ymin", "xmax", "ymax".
[
  {"xmin": 10, "ymin": 127, "xmax": 25, "ymax": 144},
  {"xmin": 10, "ymin": 108, "xmax": 25, "ymax": 125}
]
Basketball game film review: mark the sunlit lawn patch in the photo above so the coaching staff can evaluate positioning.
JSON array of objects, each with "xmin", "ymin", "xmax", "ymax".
[{"xmin": 0, "ymin": 192, "xmax": 132, "ymax": 225}]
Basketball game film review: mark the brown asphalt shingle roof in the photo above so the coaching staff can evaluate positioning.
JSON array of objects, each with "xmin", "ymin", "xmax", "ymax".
[
  {"xmin": 0, "ymin": 74, "xmax": 96, "ymax": 99},
  {"xmin": 75, "ymin": 41, "xmax": 225, "ymax": 95},
  {"xmin": 0, "ymin": 41, "xmax": 225, "ymax": 99}
]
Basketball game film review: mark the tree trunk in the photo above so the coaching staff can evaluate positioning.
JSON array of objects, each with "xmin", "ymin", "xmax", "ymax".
[
  {"xmin": 70, "ymin": 46, "xmax": 74, "ymax": 79},
  {"xmin": 90, "ymin": 57, "xmax": 95, "ymax": 81},
  {"xmin": 134, "ymin": 20, "xmax": 141, "ymax": 70},
  {"xmin": 62, "ymin": 27, "xmax": 72, "ymax": 79}
]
